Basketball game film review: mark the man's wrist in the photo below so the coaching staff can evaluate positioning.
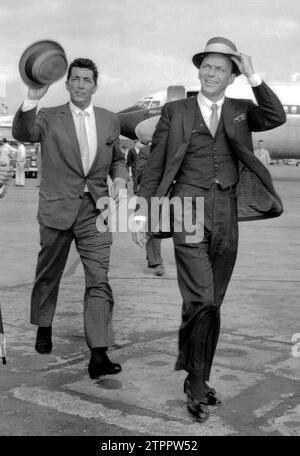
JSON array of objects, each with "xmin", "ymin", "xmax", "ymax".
[
  {"xmin": 22, "ymin": 97, "xmax": 39, "ymax": 112},
  {"xmin": 248, "ymin": 73, "xmax": 262, "ymax": 87}
]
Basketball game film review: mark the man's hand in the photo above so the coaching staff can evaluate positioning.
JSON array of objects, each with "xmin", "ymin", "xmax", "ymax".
[
  {"xmin": 231, "ymin": 53, "xmax": 255, "ymax": 78},
  {"xmin": 132, "ymin": 218, "xmax": 148, "ymax": 248},
  {"xmin": 110, "ymin": 178, "xmax": 126, "ymax": 204},
  {"xmin": 28, "ymin": 85, "xmax": 49, "ymax": 100},
  {"xmin": 0, "ymin": 162, "xmax": 13, "ymax": 186}
]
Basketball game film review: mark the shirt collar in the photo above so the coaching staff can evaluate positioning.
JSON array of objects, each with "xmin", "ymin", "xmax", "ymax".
[
  {"xmin": 69, "ymin": 101, "xmax": 94, "ymax": 116},
  {"xmin": 197, "ymin": 92, "xmax": 225, "ymax": 110}
]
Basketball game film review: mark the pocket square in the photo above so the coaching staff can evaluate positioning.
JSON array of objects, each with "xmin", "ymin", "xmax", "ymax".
[{"xmin": 233, "ymin": 113, "xmax": 246, "ymax": 124}]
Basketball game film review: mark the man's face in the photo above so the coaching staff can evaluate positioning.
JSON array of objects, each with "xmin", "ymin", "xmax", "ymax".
[
  {"xmin": 65, "ymin": 67, "xmax": 97, "ymax": 109},
  {"xmin": 198, "ymin": 54, "xmax": 235, "ymax": 101}
]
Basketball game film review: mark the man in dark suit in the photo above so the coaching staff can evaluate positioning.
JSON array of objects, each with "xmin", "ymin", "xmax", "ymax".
[
  {"xmin": 133, "ymin": 37, "xmax": 286, "ymax": 422},
  {"xmin": 126, "ymin": 140, "xmax": 140, "ymax": 193},
  {"xmin": 13, "ymin": 58, "xmax": 128, "ymax": 379}
]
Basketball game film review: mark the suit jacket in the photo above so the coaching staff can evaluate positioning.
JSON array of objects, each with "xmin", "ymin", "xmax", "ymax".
[
  {"xmin": 137, "ymin": 81, "xmax": 286, "ymax": 230},
  {"xmin": 13, "ymin": 103, "xmax": 127, "ymax": 229}
]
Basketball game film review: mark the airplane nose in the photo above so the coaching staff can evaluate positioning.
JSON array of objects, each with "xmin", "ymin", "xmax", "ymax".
[{"xmin": 118, "ymin": 105, "xmax": 148, "ymax": 139}]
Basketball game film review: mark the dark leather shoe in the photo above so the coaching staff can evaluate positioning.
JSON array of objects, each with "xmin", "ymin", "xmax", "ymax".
[
  {"xmin": 35, "ymin": 326, "xmax": 52, "ymax": 354},
  {"xmin": 205, "ymin": 383, "xmax": 221, "ymax": 406},
  {"xmin": 88, "ymin": 355, "xmax": 122, "ymax": 379},
  {"xmin": 183, "ymin": 377, "xmax": 210, "ymax": 422},
  {"xmin": 154, "ymin": 265, "xmax": 165, "ymax": 276},
  {"xmin": 184, "ymin": 377, "xmax": 221, "ymax": 407},
  {"xmin": 187, "ymin": 397, "xmax": 210, "ymax": 423}
]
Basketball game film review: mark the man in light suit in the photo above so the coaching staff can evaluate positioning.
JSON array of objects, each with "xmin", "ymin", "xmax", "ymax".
[
  {"xmin": 133, "ymin": 37, "xmax": 286, "ymax": 422},
  {"xmin": 0, "ymin": 162, "xmax": 13, "ymax": 198},
  {"xmin": 13, "ymin": 58, "xmax": 128, "ymax": 378}
]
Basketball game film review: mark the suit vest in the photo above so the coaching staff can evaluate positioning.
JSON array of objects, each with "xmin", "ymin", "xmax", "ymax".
[{"xmin": 175, "ymin": 104, "xmax": 239, "ymax": 189}]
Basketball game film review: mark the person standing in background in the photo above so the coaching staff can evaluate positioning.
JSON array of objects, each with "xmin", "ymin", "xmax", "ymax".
[
  {"xmin": 126, "ymin": 140, "xmax": 140, "ymax": 194},
  {"xmin": 136, "ymin": 142, "xmax": 165, "ymax": 276},
  {"xmin": 0, "ymin": 138, "xmax": 16, "ymax": 165},
  {"xmin": 15, "ymin": 141, "xmax": 26, "ymax": 187},
  {"xmin": 0, "ymin": 162, "xmax": 13, "ymax": 198},
  {"xmin": 254, "ymin": 139, "xmax": 271, "ymax": 166}
]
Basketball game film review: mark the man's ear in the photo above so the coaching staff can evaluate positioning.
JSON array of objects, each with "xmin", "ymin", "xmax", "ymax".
[
  {"xmin": 65, "ymin": 80, "xmax": 70, "ymax": 93},
  {"xmin": 92, "ymin": 84, "xmax": 98, "ymax": 95},
  {"xmin": 228, "ymin": 73, "xmax": 236, "ymax": 86}
]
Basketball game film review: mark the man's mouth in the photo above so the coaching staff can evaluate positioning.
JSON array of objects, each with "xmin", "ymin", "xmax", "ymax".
[{"xmin": 205, "ymin": 80, "xmax": 217, "ymax": 86}]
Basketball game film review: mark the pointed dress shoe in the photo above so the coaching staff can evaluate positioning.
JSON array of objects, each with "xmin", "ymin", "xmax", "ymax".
[
  {"xmin": 88, "ymin": 353, "xmax": 122, "ymax": 379},
  {"xmin": 184, "ymin": 377, "xmax": 221, "ymax": 406},
  {"xmin": 35, "ymin": 326, "xmax": 53, "ymax": 354},
  {"xmin": 183, "ymin": 377, "xmax": 210, "ymax": 423},
  {"xmin": 205, "ymin": 383, "xmax": 222, "ymax": 406}
]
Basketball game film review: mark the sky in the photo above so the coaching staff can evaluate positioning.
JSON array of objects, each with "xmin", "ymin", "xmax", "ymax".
[{"xmin": 0, "ymin": 0, "xmax": 300, "ymax": 113}]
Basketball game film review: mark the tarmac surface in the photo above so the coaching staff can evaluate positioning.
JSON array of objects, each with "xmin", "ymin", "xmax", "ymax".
[{"xmin": 0, "ymin": 165, "xmax": 299, "ymax": 436}]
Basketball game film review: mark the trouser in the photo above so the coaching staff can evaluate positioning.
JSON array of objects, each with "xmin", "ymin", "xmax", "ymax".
[
  {"xmin": 146, "ymin": 236, "xmax": 163, "ymax": 267},
  {"xmin": 16, "ymin": 163, "xmax": 25, "ymax": 186},
  {"xmin": 131, "ymin": 165, "xmax": 138, "ymax": 194},
  {"xmin": 171, "ymin": 182, "xmax": 239, "ymax": 381},
  {"xmin": 31, "ymin": 193, "xmax": 114, "ymax": 349}
]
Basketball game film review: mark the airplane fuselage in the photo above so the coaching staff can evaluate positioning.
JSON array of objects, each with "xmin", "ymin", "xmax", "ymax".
[{"xmin": 118, "ymin": 97, "xmax": 300, "ymax": 159}]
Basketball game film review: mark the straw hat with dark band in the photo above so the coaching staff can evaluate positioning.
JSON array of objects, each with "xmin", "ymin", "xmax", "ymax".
[
  {"xmin": 19, "ymin": 40, "xmax": 68, "ymax": 89},
  {"xmin": 192, "ymin": 37, "xmax": 241, "ymax": 75}
]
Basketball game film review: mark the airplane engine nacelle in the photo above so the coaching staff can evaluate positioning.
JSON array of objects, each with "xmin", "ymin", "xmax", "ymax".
[{"xmin": 135, "ymin": 116, "xmax": 160, "ymax": 145}]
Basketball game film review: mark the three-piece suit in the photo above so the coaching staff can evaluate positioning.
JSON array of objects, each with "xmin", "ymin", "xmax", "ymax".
[{"xmin": 137, "ymin": 81, "xmax": 286, "ymax": 379}]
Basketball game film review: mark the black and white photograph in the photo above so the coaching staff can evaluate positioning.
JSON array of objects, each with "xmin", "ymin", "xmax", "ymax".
[{"xmin": 0, "ymin": 0, "xmax": 299, "ymax": 442}]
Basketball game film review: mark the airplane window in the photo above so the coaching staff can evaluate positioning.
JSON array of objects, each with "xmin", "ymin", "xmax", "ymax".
[
  {"xmin": 150, "ymin": 101, "xmax": 161, "ymax": 108},
  {"xmin": 291, "ymin": 106, "xmax": 297, "ymax": 114},
  {"xmin": 136, "ymin": 100, "xmax": 152, "ymax": 109},
  {"xmin": 283, "ymin": 106, "xmax": 288, "ymax": 113}
]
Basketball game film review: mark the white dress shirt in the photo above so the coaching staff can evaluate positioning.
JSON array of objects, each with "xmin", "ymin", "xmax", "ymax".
[
  {"xmin": 69, "ymin": 101, "xmax": 97, "ymax": 174},
  {"xmin": 197, "ymin": 92, "xmax": 225, "ymax": 130}
]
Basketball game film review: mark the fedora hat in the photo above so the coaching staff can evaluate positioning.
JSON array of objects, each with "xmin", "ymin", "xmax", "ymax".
[
  {"xmin": 192, "ymin": 37, "xmax": 241, "ymax": 75},
  {"xmin": 19, "ymin": 40, "xmax": 68, "ymax": 89}
]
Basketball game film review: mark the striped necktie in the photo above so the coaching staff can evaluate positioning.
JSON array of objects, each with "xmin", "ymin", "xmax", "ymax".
[
  {"xmin": 209, "ymin": 103, "xmax": 219, "ymax": 137},
  {"xmin": 78, "ymin": 111, "xmax": 90, "ymax": 175}
]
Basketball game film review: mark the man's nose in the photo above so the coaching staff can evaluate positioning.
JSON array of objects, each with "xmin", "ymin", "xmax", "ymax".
[
  {"xmin": 78, "ymin": 78, "xmax": 85, "ymax": 88},
  {"xmin": 207, "ymin": 67, "xmax": 217, "ymax": 77}
]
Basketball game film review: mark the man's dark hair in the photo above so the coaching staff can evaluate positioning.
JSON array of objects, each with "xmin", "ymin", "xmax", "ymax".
[{"xmin": 67, "ymin": 58, "xmax": 98, "ymax": 84}]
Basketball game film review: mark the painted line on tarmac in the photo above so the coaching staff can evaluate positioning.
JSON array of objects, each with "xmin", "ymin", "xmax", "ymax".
[
  {"xmin": 11, "ymin": 386, "xmax": 235, "ymax": 436},
  {"xmin": 253, "ymin": 394, "xmax": 294, "ymax": 418}
]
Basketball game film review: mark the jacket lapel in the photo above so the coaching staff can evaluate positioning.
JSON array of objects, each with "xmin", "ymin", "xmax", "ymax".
[
  {"xmin": 59, "ymin": 104, "xmax": 84, "ymax": 175},
  {"xmin": 182, "ymin": 97, "xmax": 198, "ymax": 142},
  {"xmin": 221, "ymin": 97, "xmax": 237, "ymax": 139}
]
